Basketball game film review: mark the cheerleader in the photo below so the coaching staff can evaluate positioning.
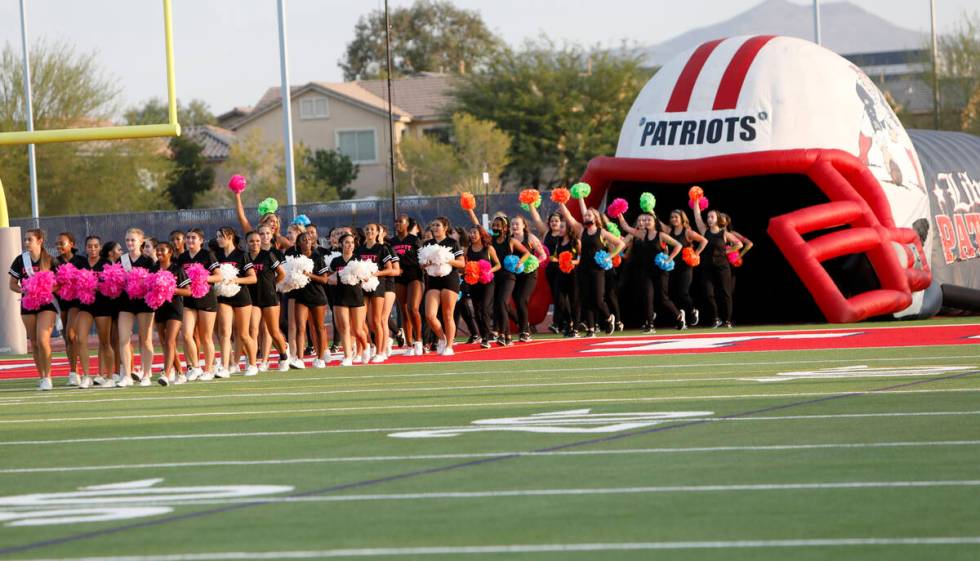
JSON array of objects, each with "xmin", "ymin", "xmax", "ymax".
[
  {"xmin": 74, "ymin": 236, "xmax": 110, "ymax": 389},
  {"xmin": 116, "ymin": 228, "xmax": 156, "ymax": 387},
  {"xmin": 8, "ymin": 229, "xmax": 57, "ymax": 390},
  {"xmin": 142, "ymin": 238, "xmax": 158, "ymax": 263},
  {"xmin": 91, "ymin": 241, "xmax": 123, "ymax": 386},
  {"xmin": 178, "ymin": 228, "xmax": 221, "ymax": 380},
  {"xmin": 153, "ymin": 242, "xmax": 190, "ymax": 386},
  {"xmin": 618, "ymin": 211, "xmax": 685, "ymax": 332},
  {"xmin": 249, "ymin": 227, "xmax": 291, "ymax": 372},
  {"xmin": 391, "ymin": 215, "xmax": 423, "ymax": 356},
  {"xmin": 693, "ymin": 208, "xmax": 744, "ymax": 328},
  {"xmin": 54, "ymin": 232, "xmax": 87, "ymax": 386},
  {"xmin": 291, "ymin": 231, "xmax": 330, "ymax": 368},
  {"xmin": 235, "ymin": 191, "xmax": 292, "ymax": 250},
  {"xmin": 527, "ymin": 208, "xmax": 579, "ymax": 336},
  {"xmin": 283, "ymin": 223, "xmax": 306, "ymax": 362},
  {"xmin": 464, "ymin": 224, "xmax": 500, "ymax": 348},
  {"xmin": 215, "ymin": 227, "xmax": 258, "ymax": 377},
  {"xmin": 664, "ymin": 209, "xmax": 707, "ymax": 326},
  {"xmin": 478, "ymin": 213, "xmax": 530, "ymax": 346},
  {"xmin": 507, "ymin": 216, "xmax": 546, "ymax": 342},
  {"xmin": 355, "ymin": 223, "xmax": 399, "ymax": 363},
  {"xmin": 169, "ymin": 230, "xmax": 185, "ymax": 255},
  {"xmin": 558, "ymin": 199, "xmax": 625, "ymax": 336},
  {"xmin": 721, "ymin": 213, "xmax": 753, "ymax": 260},
  {"xmin": 327, "ymin": 233, "xmax": 368, "ymax": 366},
  {"xmin": 420, "ymin": 217, "xmax": 465, "ymax": 356}
]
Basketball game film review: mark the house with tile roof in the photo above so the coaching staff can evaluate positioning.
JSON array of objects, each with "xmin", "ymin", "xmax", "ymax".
[{"xmin": 217, "ymin": 73, "xmax": 453, "ymax": 197}]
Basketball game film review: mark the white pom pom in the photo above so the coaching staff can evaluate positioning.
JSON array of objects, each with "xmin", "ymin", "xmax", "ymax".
[
  {"xmin": 276, "ymin": 255, "xmax": 313, "ymax": 292},
  {"xmin": 216, "ymin": 263, "xmax": 241, "ymax": 298},
  {"xmin": 418, "ymin": 244, "xmax": 454, "ymax": 277}
]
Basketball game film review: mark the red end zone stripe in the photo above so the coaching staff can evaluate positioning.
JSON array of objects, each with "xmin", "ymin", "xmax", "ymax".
[
  {"xmin": 665, "ymin": 39, "xmax": 725, "ymax": 113},
  {"xmin": 713, "ymin": 35, "xmax": 777, "ymax": 110}
]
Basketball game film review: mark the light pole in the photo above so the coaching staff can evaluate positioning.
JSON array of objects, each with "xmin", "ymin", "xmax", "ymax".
[
  {"xmin": 19, "ymin": 0, "xmax": 39, "ymax": 226},
  {"xmin": 276, "ymin": 0, "xmax": 296, "ymax": 208}
]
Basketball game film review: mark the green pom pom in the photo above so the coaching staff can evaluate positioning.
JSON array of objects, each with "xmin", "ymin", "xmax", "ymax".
[
  {"xmin": 258, "ymin": 197, "xmax": 279, "ymax": 216},
  {"xmin": 605, "ymin": 223, "xmax": 621, "ymax": 238},
  {"xmin": 523, "ymin": 256, "xmax": 540, "ymax": 273},
  {"xmin": 570, "ymin": 182, "xmax": 592, "ymax": 199},
  {"xmin": 520, "ymin": 198, "xmax": 542, "ymax": 212},
  {"xmin": 639, "ymin": 192, "xmax": 656, "ymax": 213}
]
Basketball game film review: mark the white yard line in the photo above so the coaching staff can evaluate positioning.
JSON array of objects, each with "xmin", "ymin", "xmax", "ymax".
[
  {"xmin": 0, "ymin": 388, "xmax": 977, "ymax": 425},
  {"xmin": 1, "ymin": 440, "xmax": 978, "ymax": 474},
  {"xmin": 7, "ymin": 537, "xmax": 980, "ymax": 561}
]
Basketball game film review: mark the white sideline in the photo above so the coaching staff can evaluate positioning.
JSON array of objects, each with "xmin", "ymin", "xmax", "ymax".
[
  {"xmin": 1, "ymin": 440, "xmax": 978, "ymax": 474},
  {"xmin": 2, "ymin": 410, "xmax": 978, "ymax": 447},
  {"xmin": 0, "ymin": 388, "xmax": 977, "ymax": 424},
  {"xmin": 7, "ymin": 537, "xmax": 980, "ymax": 560}
]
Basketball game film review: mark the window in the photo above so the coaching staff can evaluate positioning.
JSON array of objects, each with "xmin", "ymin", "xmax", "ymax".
[
  {"xmin": 299, "ymin": 97, "xmax": 329, "ymax": 119},
  {"xmin": 337, "ymin": 129, "xmax": 377, "ymax": 163}
]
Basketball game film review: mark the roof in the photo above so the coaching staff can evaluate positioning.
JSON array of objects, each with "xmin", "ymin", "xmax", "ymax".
[
  {"xmin": 184, "ymin": 125, "xmax": 235, "ymax": 162},
  {"xmin": 229, "ymin": 74, "xmax": 452, "ymax": 130}
]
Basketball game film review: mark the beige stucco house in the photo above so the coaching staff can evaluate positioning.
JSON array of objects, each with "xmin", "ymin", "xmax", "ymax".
[{"xmin": 216, "ymin": 73, "xmax": 452, "ymax": 197}]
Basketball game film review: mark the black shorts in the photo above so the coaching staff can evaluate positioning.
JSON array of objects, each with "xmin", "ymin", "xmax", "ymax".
[
  {"xmin": 425, "ymin": 272, "xmax": 460, "ymax": 293},
  {"xmin": 332, "ymin": 284, "xmax": 364, "ymax": 308},
  {"xmin": 395, "ymin": 266, "xmax": 423, "ymax": 285},
  {"xmin": 218, "ymin": 289, "xmax": 252, "ymax": 308},
  {"xmin": 154, "ymin": 302, "xmax": 183, "ymax": 324},
  {"xmin": 20, "ymin": 304, "xmax": 57, "ymax": 316},
  {"xmin": 122, "ymin": 296, "xmax": 153, "ymax": 315},
  {"xmin": 57, "ymin": 297, "xmax": 80, "ymax": 311},
  {"xmin": 185, "ymin": 292, "xmax": 218, "ymax": 313}
]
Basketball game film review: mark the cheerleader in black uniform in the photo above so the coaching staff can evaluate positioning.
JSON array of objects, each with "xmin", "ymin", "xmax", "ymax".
[
  {"xmin": 693, "ymin": 208, "xmax": 744, "ymax": 328},
  {"xmin": 116, "ymin": 228, "xmax": 156, "ymax": 387},
  {"xmin": 618, "ymin": 211, "xmax": 685, "ymax": 332},
  {"xmin": 234, "ymin": 190, "xmax": 293, "ymax": 251},
  {"xmin": 507, "ymin": 215, "xmax": 546, "ymax": 342},
  {"xmin": 8, "ymin": 229, "xmax": 57, "ymax": 391},
  {"xmin": 74, "ymin": 237, "xmax": 110, "ymax": 389},
  {"xmin": 249, "ymin": 227, "xmax": 291, "ymax": 372},
  {"xmin": 215, "ymin": 227, "xmax": 258, "ymax": 377},
  {"xmin": 178, "ymin": 228, "xmax": 221, "ymax": 380},
  {"xmin": 292, "ymin": 231, "xmax": 331, "ymax": 368},
  {"xmin": 527, "ymin": 207, "xmax": 579, "ymax": 336},
  {"xmin": 391, "ymin": 215, "xmax": 424, "ymax": 356},
  {"xmin": 664, "ymin": 209, "xmax": 707, "ymax": 326},
  {"xmin": 464, "ymin": 225, "xmax": 500, "ymax": 348},
  {"xmin": 54, "ymin": 232, "xmax": 87, "ymax": 386},
  {"xmin": 283, "ymin": 223, "xmax": 307, "ymax": 363},
  {"xmin": 356, "ymin": 223, "xmax": 400, "ymax": 364},
  {"xmin": 153, "ymin": 242, "xmax": 190, "ymax": 386},
  {"xmin": 475, "ymin": 212, "xmax": 530, "ymax": 347},
  {"xmin": 558, "ymin": 200, "xmax": 625, "ymax": 336},
  {"xmin": 89, "ymin": 241, "xmax": 123, "ymax": 386},
  {"xmin": 327, "ymin": 233, "xmax": 368, "ymax": 366},
  {"xmin": 420, "ymin": 217, "xmax": 465, "ymax": 356}
]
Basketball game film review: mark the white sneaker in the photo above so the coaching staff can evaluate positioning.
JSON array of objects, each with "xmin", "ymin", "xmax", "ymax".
[
  {"xmin": 214, "ymin": 367, "xmax": 230, "ymax": 379},
  {"xmin": 436, "ymin": 338, "xmax": 447, "ymax": 355},
  {"xmin": 158, "ymin": 374, "xmax": 170, "ymax": 387},
  {"xmin": 230, "ymin": 363, "xmax": 241, "ymax": 374},
  {"xmin": 78, "ymin": 375, "xmax": 92, "ymax": 389},
  {"xmin": 174, "ymin": 373, "xmax": 187, "ymax": 385},
  {"xmin": 440, "ymin": 347, "xmax": 455, "ymax": 357},
  {"xmin": 139, "ymin": 375, "xmax": 152, "ymax": 387},
  {"xmin": 405, "ymin": 347, "xmax": 416, "ymax": 357},
  {"xmin": 92, "ymin": 375, "xmax": 107, "ymax": 386},
  {"xmin": 116, "ymin": 375, "xmax": 133, "ymax": 388},
  {"xmin": 289, "ymin": 357, "xmax": 305, "ymax": 370},
  {"xmin": 340, "ymin": 357, "xmax": 353, "ymax": 367},
  {"xmin": 199, "ymin": 371, "xmax": 215, "ymax": 381},
  {"xmin": 368, "ymin": 345, "xmax": 376, "ymax": 359},
  {"xmin": 312, "ymin": 359, "xmax": 327, "ymax": 369},
  {"xmin": 258, "ymin": 361, "xmax": 269, "ymax": 373},
  {"xmin": 386, "ymin": 338, "xmax": 394, "ymax": 356},
  {"xmin": 66, "ymin": 372, "xmax": 79, "ymax": 387},
  {"xmin": 370, "ymin": 354, "xmax": 387, "ymax": 364},
  {"xmin": 244, "ymin": 365, "xmax": 259, "ymax": 377},
  {"xmin": 362, "ymin": 351, "xmax": 371, "ymax": 364},
  {"xmin": 39, "ymin": 378, "xmax": 53, "ymax": 391},
  {"xmin": 186, "ymin": 368, "xmax": 202, "ymax": 382},
  {"xmin": 413, "ymin": 341, "xmax": 424, "ymax": 356},
  {"xmin": 278, "ymin": 359, "xmax": 290, "ymax": 372},
  {"xmin": 111, "ymin": 373, "xmax": 123, "ymax": 384},
  {"xmin": 353, "ymin": 353, "xmax": 363, "ymax": 364}
]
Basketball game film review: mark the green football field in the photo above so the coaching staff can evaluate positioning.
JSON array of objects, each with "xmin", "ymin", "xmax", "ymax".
[{"xmin": 0, "ymin": 322, "xmax": 979, "ymax": 560}]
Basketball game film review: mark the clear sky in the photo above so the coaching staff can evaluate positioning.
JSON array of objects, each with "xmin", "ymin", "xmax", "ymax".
[{"xmin": 0, "ymin": 0, "xmax": 974, "ymax": 117}]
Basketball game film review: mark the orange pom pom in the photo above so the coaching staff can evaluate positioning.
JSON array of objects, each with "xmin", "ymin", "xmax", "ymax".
[
  {"xmin": 558, "ymin": 251, "xmax": 575, "ymax": 273},
  {"xmin": 682, "ymin": 247, "xmax": 700, "ymax": 267},
  {"xmin": 550, "ymin": 188, "xmax": 571, "ymax": 205},
  {"xmin": 460, "ymin": 192, "xmax": 476, "ymax": 211},
  {"xmin": 464, "ymin": 261, "xmax": 481, "ymax": 285},
  {"xmin": 519, "ymin": 189, "xmax": 541, "ymax": 206},
  {"xmin": 612, "ymin": 254, "xmax": 622, "ymax": 268},
  {"xmin": 689, "ymin": 186, "xmax": 703, "ymax": 201}
]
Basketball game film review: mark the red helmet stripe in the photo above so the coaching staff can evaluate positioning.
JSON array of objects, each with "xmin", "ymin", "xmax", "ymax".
[
  {"xmin": 712, "ymin": 35, "xmax": 777, "ymax": 110},
  {"xmin": 665, "ymin": 39, "xmax": 725, "ymax": 113}
]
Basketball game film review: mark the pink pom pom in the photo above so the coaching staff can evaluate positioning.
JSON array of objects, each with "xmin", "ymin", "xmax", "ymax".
[
  {"xmin": 75, "ymin": 268, "xmax": 98, "ymax": 305},
  {"xmin": 478, "ymin": 259, "xmax": 494, "ymax": 284},
  {"xmin": 55, "ymin": 264, "xmax": 81, "ymax": 301},
  {"xmin": 144, "ymin": 271, "xmax": 177, "ymax": 310},
  {"xmin": 186, "ymin": 263, "xmax": 211, "ymax": 299},
  {"xmin": 606, "ymin": 198, "xmax": 628, "ymax": 219},
  {"xmin": 125, "ymin": 267, "xmax": 152, "ymax": 299},
  {"xmin": 228, "ymin": 174, "xmax": 247, "ymax": 194},
  {"xmin": 688, "ymin": 196, "xmax": 709, "ymax": 211},
  {"xmin": 98, "ymin": 263, "xmax": 127, "ymax": 299},
  {"xmin": 21, "ymin": 270, "xmax": 56, "ymax": 311}
]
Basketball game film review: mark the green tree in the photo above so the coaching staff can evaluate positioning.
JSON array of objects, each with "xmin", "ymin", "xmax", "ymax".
[
  {"xmin": 396, "ymin": 112, "xmax": 511, "ymax": 195},
  {"xmin": 300, "ymin": 148, "xmax": 359, "ymax": 201},
  {"xmin": 453, "ymin": 40, "xmax": 650, "ymax": 187},
  {"xmin": 166, "ymin": 135, "xmax": 215, "ymax": 209},
  {"xmin": 340, "ymin": 0, "xmax": 502, "ymax": 80},
  {"xmin": 928, "ymin": 11, "xmax": 980, "ymax": 131},
  {"xmin": 124, "ymin": 98, "xmax": 216, "ymax": 127},
  {"xmin": 0, "ymin": 39, "xmax": 172, "ymax": 216}
]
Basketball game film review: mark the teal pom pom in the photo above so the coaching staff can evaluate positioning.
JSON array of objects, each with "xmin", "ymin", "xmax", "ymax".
[
  {"xmin": 594, "ymin": 250, "xmax": 613, "ymax": 270},
  {"xmin": 605, "ymin": 223, "xmax": 621, "ymax": 238},
  {"xmin": 257, "ymin": 198, "xmax": 279, "ymax": 216},
  {"xmin": 570, "ymin": 182, "xmax": 592, "ymax": 199},
  {"xmin": 639, "ymin": 192, "xmax": 656, "ymax": 213},
  {"xmin": 655, "ymin": 252, "xmax": 675, "ymax": 272},
  {"xmin": 503, "ymin": 255, "xmax": 524, "ymax": 274}
]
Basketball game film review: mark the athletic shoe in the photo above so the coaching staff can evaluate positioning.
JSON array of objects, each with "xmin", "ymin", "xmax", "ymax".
[
  {"xmin": 139, "ymin": 375, "xmax": 152, "ymax": 387},
  {"xmin": 67, "ymin": 372, "xmax": 79, "ymax": 387},
  {"xmin": 39, "ymin": 378, "xmax": 52, "ymax": 391},
  {"xmin": 329, "ymin": 345, "xmax": 340, "ymax": 354},
  {"xmin": 643, "ymin": 325, "xmax": 656, "ymax": 335},
  {"xmin": 244, "ymin": 365, "xmax": 259, "ymax": 377},
  {"xmin": 111, "ymin": 373, "xmax": 123, "ymax": 385},
  {"xmin": 548, "ymin": 324, "xmax": 561, "ymax": 334},
  {"xmin": 102, "ymin": 378, "xmax": 117, "ymax": 388},
  {"xmin": 289, "ymin": 357, "xmax": 306, "ymax": 370},
  {"xmin": 353, "ymin": 354, "xmax": 363, "ymax": 364},
  {"xmin": 466, "ymin": 334, "xmax": 480, "ymax": 344},
  {"xmin": 116, "ymin": 375, "xmax": 133, "ymax": 388},
  {"xmin": 690, "ymin": 309, "xmax": 700, "ymax": 327},
  {"xmin": 312, "ymin": 359, "xmax": 327, "ymax": 369},
  {"xmin": 186, "ymin": 368, "xmax": 202, "ymax": 382},
  {"xmin": 340, "ymin": 357, "xmax": 353, "ymax": 367},
  {"xmin": 436, "ymin": 338, "xmax": 447, "ymax": 355},
  {"xmin": 395, "ymin": 328, "xmax": 406, "ymax": 347},
  {"xmin": 370, "ymin": 354, "xmax": 386, "ymax": 364},
  {"xmin": 229, "ymin": 363, "xmax": 241, "ymax": 374},
  {"xmin": 724, "ymin": 321, "xmax": 734, "ymax": 329},
  {"xmin": 677, "ymin": 310, "xmax": 687, "ymax": 330},
  {"xmin": 405, "ymin": 347, "xmax": 416, "ymax": 357},
  {"xmin": 78, "ymin": 375, "xmax": 92, "ymax": 389},
  {"xmin": 92, "ymin": 375, "xmax": 108, "ymax": 387},
  {"xmin": 587, "ymin": 328, "xmax": 596, "ymax": 338},
  {"xmin": 617, "ymin": 321, "xmax": 625, "ymax": 332},
  {"xmin": 480, "ymin": 339, "xmax": 492, "ymax": 349},
  {"xmin": 214, "ymin": 367, "xmax": 230, "ymax": 379},
  {"xmin": 368, "ymin": 345, "xmax": 377, "ymax": 360},
  {"xmin": 158, "ymin": 375, "xmax": 170, "ymax": 387},
  {"xmin": 278, "ymin": 359, "xmax": 290, "ymax": 372},
  {"xmin": 304, "ymin": 345, "xmax": 314, "ymax": 357},
  {"xmin": 504, "ymin": 336, "xmax": 513, "ymax": 347},
  {"xmin": 362, "ymin": 351, "xmax": 372, "ymax": 364},
  {"xmin": 712, "ymin": 319, "xmax": 723, "ymax": 328},
  {"xmin": 130, "ymin": 371, "xmax": 142, "ymax": 383},
  {"xmin": 605, "ymin": 315, "xmax": 616, "ymax": 335},
  {"xmin": 518, "ymin": 332, "xmax": 531, "ymax": 343},
  {"xmin": 413, "ymin": 341, "xmax": 424, "ymax": 356},
  {"xmin": 174, "ymin": 373, "xmax": 187, "ymax": 385},
  {"xmin": 495, "ymin": 335, "xmax": 508, "ymax": 347},
  {"xmin": 440, "ymin": 347, "xmax": 455, "ymax": 357},
  {"xmin": 199, "ymin": 371, "xmax": 215, "ymax": 381},
  {"xmin": 258, "ymin": 361, "xmax": 269, "ymax": 373},
  {"xmin": 386, "ymin": 337, "xmax": 395, "ymax": 356}
]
